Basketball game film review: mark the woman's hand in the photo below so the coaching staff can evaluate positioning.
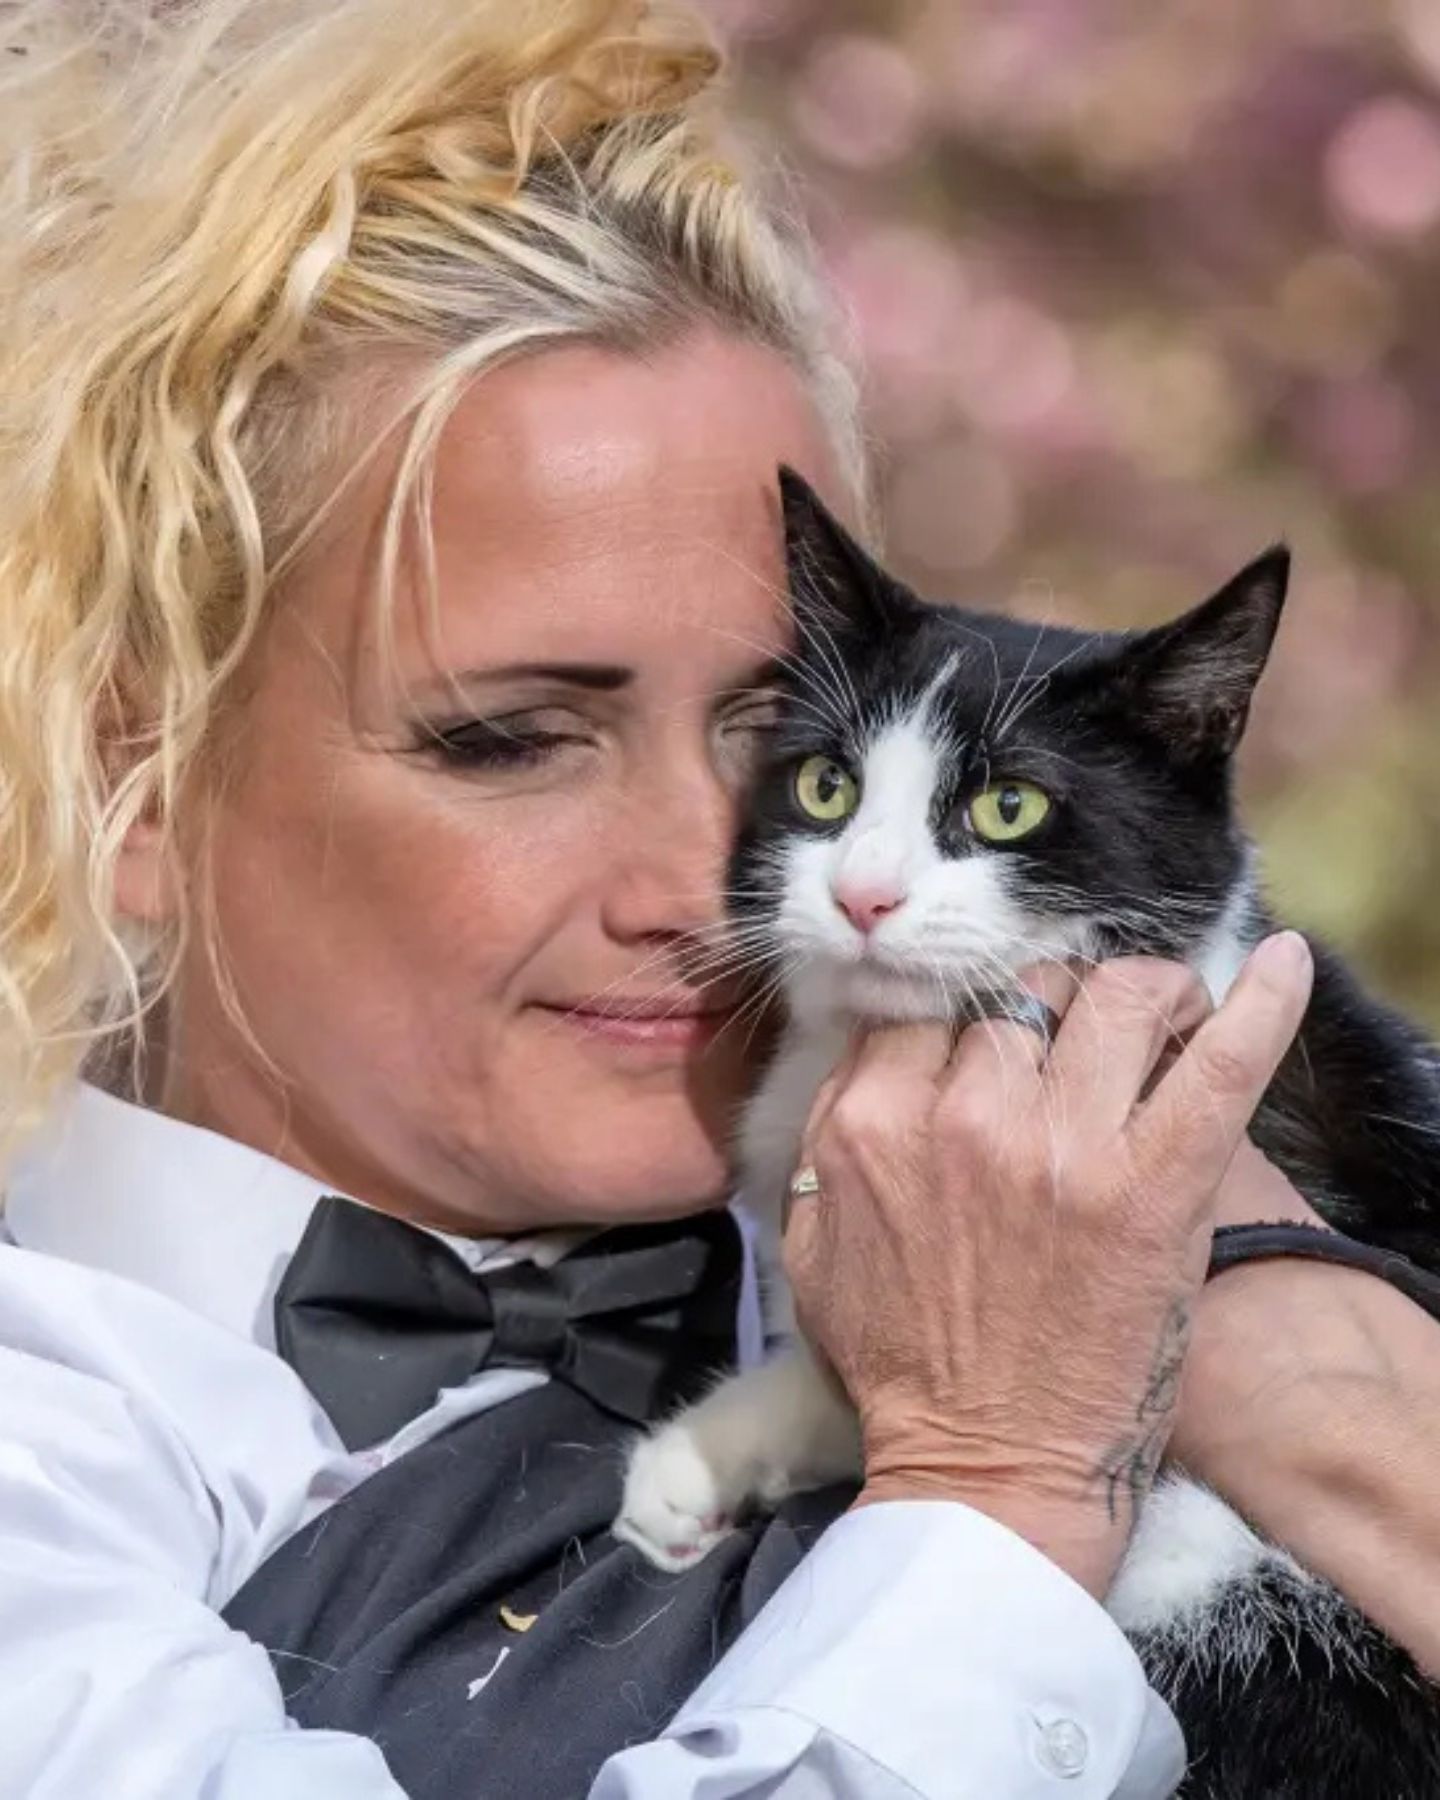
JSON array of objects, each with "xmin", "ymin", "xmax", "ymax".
[{"xmin": 783, "ymin": 933, "xmax": 1314, "ymax": 1599}]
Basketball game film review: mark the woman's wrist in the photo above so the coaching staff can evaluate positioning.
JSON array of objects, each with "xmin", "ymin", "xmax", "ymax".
[
  {"xmin": 1175, "ymin": 1259, "xmax": 1440, "ymax": 1672},
  {"xmin": 1173, "ymin": 1256, "xmax": 1417, "ymax": 1473},
  {"xmin": 853, "ymin": 1431, "xmax": 1134, "ymax": 1599}
]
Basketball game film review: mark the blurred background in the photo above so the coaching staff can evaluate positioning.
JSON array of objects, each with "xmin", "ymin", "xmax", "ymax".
[{"xmin": 706, "ymin": 0, "xmax": 1440, "ymax": 1023}]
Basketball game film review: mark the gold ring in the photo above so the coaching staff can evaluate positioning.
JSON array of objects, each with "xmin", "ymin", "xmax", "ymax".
[{"xmin": 789, "ymin": 1165, "xmax": 822, "ymax": 1202}]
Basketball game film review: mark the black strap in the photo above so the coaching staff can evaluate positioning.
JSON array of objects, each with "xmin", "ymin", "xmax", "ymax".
[{"xmin": 1208, "ymin": 1221, "xmax": 1440, "ymax": 1321}]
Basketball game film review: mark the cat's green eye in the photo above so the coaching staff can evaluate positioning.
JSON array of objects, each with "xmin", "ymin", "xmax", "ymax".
[
  {"xmin": 968, "ymin": 780, "xmax": 1052, "ymax": 843},
  {"xmin": 794, "ymin": 755, "xmax": 859, "ymax": 823}
]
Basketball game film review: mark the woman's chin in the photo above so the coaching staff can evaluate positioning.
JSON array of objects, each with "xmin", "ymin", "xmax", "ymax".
[{"xmin": 537, "ymin": 1136, "xmax": 735, "ymax": 1227}]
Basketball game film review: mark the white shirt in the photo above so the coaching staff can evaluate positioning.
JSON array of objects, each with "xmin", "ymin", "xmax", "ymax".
[{"xmin": 0, "ymin": 1082, "xmax": 1186, "ymax": 1800}]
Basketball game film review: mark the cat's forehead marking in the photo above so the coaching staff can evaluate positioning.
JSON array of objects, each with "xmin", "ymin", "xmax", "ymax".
[
  {"xmin": 831, "ymin": 701, "xmax": 948, "ymax": 896},
  {"xmin": 918, "ymin": 651, "xmax": 961, "ymax": 721},
  {"xmin": 853, "ymin": 650, "xmax": 965, "ymax": 760},
  {"xmin": 914, "ymin": 651, "xmax": 967, "ymax": 759},
  {"xmin": 855, "ymin": 713, "xmax": 939, "ymax": 817}
]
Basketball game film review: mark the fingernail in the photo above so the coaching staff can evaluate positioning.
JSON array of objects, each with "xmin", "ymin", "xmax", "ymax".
[{"xmin": 1249, "ymin": 930, "xmax": 1312, "ymax": 980}]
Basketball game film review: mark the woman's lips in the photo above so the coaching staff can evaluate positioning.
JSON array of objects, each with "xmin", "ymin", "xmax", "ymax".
[{"xmin": 540, "ymin": 999, "xmax": 737, "ymax": 1053}]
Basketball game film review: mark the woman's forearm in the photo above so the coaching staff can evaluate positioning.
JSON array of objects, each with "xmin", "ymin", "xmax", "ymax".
[{"xmin": 1172, "ymin": 1260, "xmax": 1440, "ymax": 1675}]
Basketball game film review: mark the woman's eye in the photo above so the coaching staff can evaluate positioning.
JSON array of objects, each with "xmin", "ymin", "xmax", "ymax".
[
  {"xmin": 793, "ymin": 754, "xmax": 860, "ymax": 823},
  {"xmin": 967, "ymin": 780, "xmax": 1052, "ymax": 843},
  {"xmin": 421, "ymin": 716, "xmax": 578, "ymax": 769}
]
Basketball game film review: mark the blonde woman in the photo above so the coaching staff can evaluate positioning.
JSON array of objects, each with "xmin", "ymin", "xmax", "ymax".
[{"xmin": 3, "ymin": 2, "xmax": 1437, "ymax": 1796}]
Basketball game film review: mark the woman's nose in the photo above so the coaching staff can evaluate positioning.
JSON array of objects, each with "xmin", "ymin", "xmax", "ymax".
[{"xmin": 601, "ymin": 766, "xmax": 736, "ymax": 944}]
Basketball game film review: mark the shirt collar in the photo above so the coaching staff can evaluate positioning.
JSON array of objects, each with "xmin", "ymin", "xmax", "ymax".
[{"xmin": 3, "ymin": 1082, "xmax": 586, "ymax": 1350}]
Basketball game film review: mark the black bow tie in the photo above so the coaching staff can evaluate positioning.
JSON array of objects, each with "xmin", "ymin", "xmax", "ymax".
[{"xmin": 273, "ymin": 1197, "xmax": 743, "ymax": 1451}]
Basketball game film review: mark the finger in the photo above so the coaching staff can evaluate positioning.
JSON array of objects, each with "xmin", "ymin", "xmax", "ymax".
[
  {"xmin": 849, "ymin": 1017, "xmax": 955, "ymax": 1085},
  {"xmin": 780, "ymin": 1159, "xmax": 825, "ymax": 1235},
  {"xmin": 815, "ymin": 1024, "xmax": 866, "ymax": 1112},
  {"xmin": 801, "ymin": 1024, "xmax": 869, "ymax": 1157},
  {"xmin": 788, "ymin": 1032, "xmax": 866, "ymax": 1218},
  {"xmin": 799, "ymin": 1019, "xmax": 951, "ymax": 1175},
  {"xmin": 944, "ymin": 956, "xmax": 1081, "ymax": 1090},
  {"xmin": 1140, "ymin": 975, "xmax": 1213, "ymax": 1100},
  {"xmin": 1045, "ymin": 956, "xmax": 1213, "ymax": 1131},
  {"xmin": 796, "ymin": 1019, "xmax": 952, "ymax": 1220},
  {"xmin": 1132, "ymin": 932, "xmax": 1313, "ymax": 1188}
]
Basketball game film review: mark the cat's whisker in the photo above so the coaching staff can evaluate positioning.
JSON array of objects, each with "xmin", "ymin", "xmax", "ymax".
[
  {"xmin": 674, "ymin": 950, "xmax": 785, "ymax": 993},
  {"xmin": 948, "ymin": 624, "xmax": 1004, "ymax": 744},
  {"xmin": 949, "ymin": 944, "xmax": 1087, "ymax": 1209},
  {"xmin": 1364, "ymin": 1111, "xmax": 1440, "ymax": 1139},
  {"xmin": 925, "ymin": 949, "xmax": 961, "ymax": 1029},
  {"xmin": 992, "ymin": 631, "xmax": 1105, "ymax": 744},
  {"xmin": 670, "ymin": 940, "xmax": 787, "ymax": 986},
  {"xmin": 903, "ymin": 942, "xmax": 961, "ymax": 1034},
  {"xmin": 765, "ymin": 688, "xmax": 855, "ymax": 742},
  {"xmin": 1000, "ymin": 932, "xmax": 1216, "ymax": 1098},
  {"xmin": 687, "ymin": 539, "xmax": 791, "ymax": 610},
  {"xmin": 705, "ymin": 957, "xmax": 798, "ymax": 1058},
  {"xmin": 989, "ymin": 624, "xmax": 1049, "ymax": 744},
  {"xmin": 942, "ymin": 932, "xmax": 1114, "ymax": 1088},
  {"xmin": 1011, "ymin": 746, "xmax": 1092, "ymax": 784},
  {"xmin": 955, "ymin": 950, "xmax": 1060, "ymax": 1131},
  {"xmin": 699, "ymin": 997, "xmax": 774, "ymax": 1057},
  {"xmin": 788, "ymin": 538, "xmax": 867, "ymax": 721},
  {"xmin": 533, "ymin": 927, "xmax": 785, "ymax": 1026},
  {"xmin": 989, "ymin": 613, "xmax": 1106, "ymax": 745},
  {"xmin": 676, "ymin": 603, "xmax": 855, "ymax": 740},
  {"xmin": 797, "ymin": 610, "xmax": 865, "ymax": 744}
]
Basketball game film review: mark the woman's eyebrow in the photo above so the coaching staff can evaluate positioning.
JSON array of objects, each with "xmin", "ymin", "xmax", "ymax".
[
  {"xmin": 415, "ymin": 662, "xmax": 635, "ymax": 698},
  {"xmin": 413, "ymin": 656, "xmax": 790, "ymax": 702}
]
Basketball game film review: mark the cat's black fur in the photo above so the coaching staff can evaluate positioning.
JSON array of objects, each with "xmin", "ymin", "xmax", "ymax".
[{"xmin": 732, "ymin": 469, "xmax": 1440, "ymax": 1798}]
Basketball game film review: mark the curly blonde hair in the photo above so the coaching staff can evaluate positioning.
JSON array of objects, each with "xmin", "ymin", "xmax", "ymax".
[{"xmin": 0, "ymin": 0, "xmax": 864, "ymax": 1177}]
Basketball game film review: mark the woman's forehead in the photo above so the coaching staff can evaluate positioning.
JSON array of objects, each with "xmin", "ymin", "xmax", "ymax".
[
  {"xmin": 300, "ymin": 332, "xmax": 844, "ymax": 692},
  {"xmin": 427, "ymin": 333, "xmax": 838, "ymax": 562}
]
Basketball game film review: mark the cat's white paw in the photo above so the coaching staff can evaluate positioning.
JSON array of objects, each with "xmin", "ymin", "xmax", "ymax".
[{"xmin": 613, "ymin": 1426, "xmax": 737, "ymax": 1573}]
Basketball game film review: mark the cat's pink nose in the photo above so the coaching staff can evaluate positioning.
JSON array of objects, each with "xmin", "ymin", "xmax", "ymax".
[{"xmin": 834, "ymin": 882, "xmax": 905, "ymax": 935}]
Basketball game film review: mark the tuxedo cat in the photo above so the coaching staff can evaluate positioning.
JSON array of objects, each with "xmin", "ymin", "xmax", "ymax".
[{"xmin": 614, "ymin": 468, "xmax": 1440, "ymax": 1797}]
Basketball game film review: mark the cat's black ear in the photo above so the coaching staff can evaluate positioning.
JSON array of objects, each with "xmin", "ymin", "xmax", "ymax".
[
  {"xmin": 1111, "ymin": 547, "xmax": 1290, "ymax": 760},
  {"xmin": 778, "ymin": 465, "xmax": 907, "ymax": 646}
]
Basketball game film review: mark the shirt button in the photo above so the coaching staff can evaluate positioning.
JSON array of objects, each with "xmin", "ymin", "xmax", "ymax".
[{"xmin": 1038, "ymin": 1719, "xmax": 1089, "ymax": 1778}]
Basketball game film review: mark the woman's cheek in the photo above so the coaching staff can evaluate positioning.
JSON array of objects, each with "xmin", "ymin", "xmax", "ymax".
[{"xmin": 384, "ymin": 793, "xmax": 607, "ymax": 968}]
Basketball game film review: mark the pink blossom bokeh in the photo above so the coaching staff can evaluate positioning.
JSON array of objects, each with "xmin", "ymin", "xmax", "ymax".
[{"xmin": 709, "ymin": 0, "xmax": 1440, "ymax": 1020}]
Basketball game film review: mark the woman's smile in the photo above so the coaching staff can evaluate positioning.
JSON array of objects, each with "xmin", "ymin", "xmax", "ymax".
[{"xmin": 538, "ymin": 990, "xmax": 744, "ymax": 1058}]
